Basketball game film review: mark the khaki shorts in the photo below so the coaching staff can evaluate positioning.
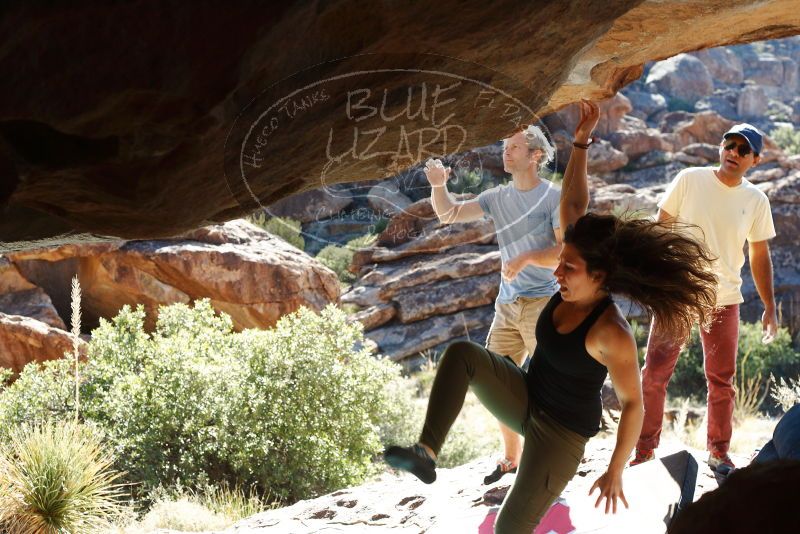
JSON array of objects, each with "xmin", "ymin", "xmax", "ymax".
[{"xmin": 485, "ymin": 296, "xmax": 550, "ymax": 366}]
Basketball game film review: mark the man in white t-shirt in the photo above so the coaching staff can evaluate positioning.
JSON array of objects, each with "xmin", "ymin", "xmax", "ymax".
[
  {"xmin": 632, "ymin": 124, "xmax": 778, "ymax": 474},
  {"xmin": 423, "ymin": 124, "xmax": 563, "ymax": 484}
]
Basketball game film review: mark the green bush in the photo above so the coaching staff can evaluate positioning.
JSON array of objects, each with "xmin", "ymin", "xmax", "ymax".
[
  {"xmin": 448, "ymin": 169, "xmax": 486, "ymax": 195},
  {"xmin": 371, "ymin": 217, "xmax": 389, "ymax": 235},
  {"xmin": 0, "ymin": 302, "xmax": 409, "ymax": 503},
  {"xmin": 315, "ymin": 234, "xmax": 376, "ymax": 284},
  {"xmin": 770, "ymin": 125, "xmax": 800, "ymax": 155},
  {"xmin": 316, "ymin": 244, "xmax": 355, "ymax": 283},
  {"xmin": 668, "ymin": 321, "xmax": 799, "ymax": 405},
  {"xmin": 247, "ymin": 213, "xmax": 305, "ymax": 250},
  {"xmin": 0, "ymin": 420, "xmax": 123, "ymax": 533}
]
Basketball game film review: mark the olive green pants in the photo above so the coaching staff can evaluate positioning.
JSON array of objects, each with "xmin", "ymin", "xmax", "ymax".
[{"xmin": 420, "ymin": 340, "xmax": 588, "ymax": 533}]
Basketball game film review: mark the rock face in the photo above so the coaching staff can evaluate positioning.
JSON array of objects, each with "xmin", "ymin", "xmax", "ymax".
[
  {"xmin": 229, "ymin": 437, "xmax": 744, "ymax": 533},
  {"xmin": 6, "ymin": 220, "xmax": 341, "ymax": 333},
  {"xmin": 646, "ymin": 54, "xmax": 714, "ymax": 104},
  {"xmin": 737, "ymin": 84, "xmax": 769, "ymax": 118},
  {"xmin": 0, "ymin": 312, "xmax": 86, "ymax": 374},
  {"xmin": 266, "ymin": 186, "xmax": 353, "ymax": 224},
  {"xmin": 342, "ymin": 199, "xmax": 501, "ymax": 362},
  {"xmin": 2, "ymin": 2, "xmax": 800, "ymax": 248},
  {"xmin": 691, "ymin": 48, "xmax": 745, "ymax": 85},
  {"xmin": 0, "ymin": 257, "xmax": 64, "ymax": 328}
]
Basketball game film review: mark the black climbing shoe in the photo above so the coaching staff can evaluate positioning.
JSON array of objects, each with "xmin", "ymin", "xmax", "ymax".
[
  {"xmin": 384, "ymin": 444, "xmax": 437, "ymax": 484},
  {"xmin": 483, "ymin": 458, "xmax": 518, "ymax": 485}
]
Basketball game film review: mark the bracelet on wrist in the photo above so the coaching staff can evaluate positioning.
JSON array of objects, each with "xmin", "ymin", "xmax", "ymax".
[{"xmin": 572, "ymin": 138, "xmax": 594, "ymax": 149}]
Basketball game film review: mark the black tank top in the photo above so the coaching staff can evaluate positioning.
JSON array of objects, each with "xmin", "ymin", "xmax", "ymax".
[{"xmin": 526, "ymin": 292, "xmax": 612, "ymax": 437}]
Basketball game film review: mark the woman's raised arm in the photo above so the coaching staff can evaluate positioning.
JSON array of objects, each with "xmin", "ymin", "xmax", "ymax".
[{"xmin": 560, "ymin": 100, "xmax": 600, "ymax": 230}]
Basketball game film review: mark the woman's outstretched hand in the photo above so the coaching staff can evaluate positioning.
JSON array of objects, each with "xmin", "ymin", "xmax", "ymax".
[
  {"xmin": 589, "ymin": 468, "xmax": 629, "ymax": 514},
  {"xmin": 575, "ymin": 99, "xmax": 600, "ymax": 144}
]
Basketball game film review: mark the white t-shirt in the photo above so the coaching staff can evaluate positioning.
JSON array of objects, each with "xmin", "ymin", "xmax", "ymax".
[{"xmin": 659, "ymin": 167, "xmax": 776, "ymax": 306}]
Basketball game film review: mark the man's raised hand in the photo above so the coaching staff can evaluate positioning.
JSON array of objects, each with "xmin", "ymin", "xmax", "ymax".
[{"xmin": 424, "ymin": 158, "xmax": 451, "ymax": 187}]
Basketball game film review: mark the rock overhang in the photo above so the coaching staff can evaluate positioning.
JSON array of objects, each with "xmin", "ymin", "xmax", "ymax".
[{"xmin": 1, "ymin": 1, "xmax": 800, "ymax": 248}]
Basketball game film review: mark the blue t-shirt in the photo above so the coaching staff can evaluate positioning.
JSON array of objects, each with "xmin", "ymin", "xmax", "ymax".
[{"xmin": 477, "ymin": 181, "xmax": 560, "ymax": 303}]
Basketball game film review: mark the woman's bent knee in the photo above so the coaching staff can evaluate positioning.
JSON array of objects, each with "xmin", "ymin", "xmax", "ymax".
[{"xmin": 438, "ymin": 340, "xmax": 487, "ymax": 370}]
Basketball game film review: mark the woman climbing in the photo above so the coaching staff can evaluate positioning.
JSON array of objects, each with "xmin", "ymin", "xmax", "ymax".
[{"xmin": 384, "ymin": 100, "xmax": 718, "ymax": 533}]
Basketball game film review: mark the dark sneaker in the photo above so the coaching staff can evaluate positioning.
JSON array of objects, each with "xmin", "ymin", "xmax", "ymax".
[
  {"xmin": 629, "ymin": 448, "xmax": 655, "ymax": 467},
  {"xmin": 483, "ymin": 458, "xmax": 518, "ymax": 485},
  {"xmin": 708, "ymin": 452, "xmax": 736, "ymax": 475},
  {"xmin": 384, "ymin": 444, "xmax": 437, "ymax": 484}
]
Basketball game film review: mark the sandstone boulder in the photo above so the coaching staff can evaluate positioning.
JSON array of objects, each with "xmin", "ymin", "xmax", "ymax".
[
  {"xmin": 0, "ymin": 257, "xmax": 36, "ymax": 293},
  {"xmin": 646, "ymin": 54, "xmax": 714, "ymax": 104},
  {"xmin": 672, "ymin": 153, "xmax": 708, "ymax": 166},
  {"xmin": 749, "ymin": 167, "xmax": 788, "ymax": 184},
  {"xmin": 671, "ymin": 111, "xmax": 735, "ymax": 147},
  {"xmin": 783, "ymin": 154, "xmax": 800, "ymax": 170},
  {"xmin": 0, "ymin": 313, "xmax": 86, "ymax": 374},
  {"xmin": 759, "ymin": 171, "xmax": 800, "ymax": 247},
  {"xmin": 680, "ymin": 143, "xmax": 720, "ymax": 162},
  {"xmin": 366, "ymin": 305, "xmax": 494, "ymax": 361},
  {"xmin": 377, "ymin": 246, "xmax": 500, "ymax": 299},
  {"xmin": 625, "ymin": 150, "xmax": 673, "ymax": 171},
  {"xmin": 353, "ymin": 218, "xmax": 495, "ymax": 269},
  {"xmin": 394, "ymin": 273, "xmax": 498, "ymax": 324},
  {"xmin": 588, "ymin": 139, "xmax": 629, "ymax": 173},
  {"xmin": 232, "ymin": 438, "xmax": 738, "ymax": 534},
  {"xmin": 376, "ymin": 198, "xmax": 438, "ymax": 247},
  {"xmin": 348, "ymin": 303, "xmax": 396, "ymax": 332},
  {"xmin": 0, "ymin": 256, "xmax": 65, "ymax": 328},
  {"xmin": 737, "ymin": 84, "xmax": 769, "ymax": 119},
  {"xmin": 745, "ymin": 53, "xmax": 797, "ymax": 89},
  {"xmin": 694, "ymin": 91, "xmax": 739, "ymax": 119},
  {"xmin": 367, "ymin": 182, "xmax": 413, "ymax": 217},
  {"xmin": 590, "ymin": 183, "xmax": 660, "ymax": 215},
  {"xmin": 0, "ymin": 288, "xmax": 65, "ymax": 330},
  {"xmin": 691, "ymin": 48, "xmax": 744, "ymax": 85},
  {"xmin": 608, "ymin": 121, "xmax": 667, "ymax": 160},
  {"xmin": 658, "ymin": 111, "xmax": 695, "ymax": 133},
  {"xmin": 267, "ymin": 186, "xmax": 353, "ymax": 224},
  {"xmin": 624, "ymin": 90, "xmax": 667, "ymax": 121},
  {"xmin": 8, "ymin": 220, "xmax": 340, "ymax": 332}
]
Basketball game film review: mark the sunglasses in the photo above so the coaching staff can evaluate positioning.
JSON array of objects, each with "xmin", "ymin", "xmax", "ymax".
[{"xmin": 723, "ymin": 140, "xmax": 753, "ymax": 157}]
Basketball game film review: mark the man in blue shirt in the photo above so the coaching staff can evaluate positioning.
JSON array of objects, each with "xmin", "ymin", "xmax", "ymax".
[{"xmin": 424, "ymin": 124, "xmax": 562, "ymax": 483}]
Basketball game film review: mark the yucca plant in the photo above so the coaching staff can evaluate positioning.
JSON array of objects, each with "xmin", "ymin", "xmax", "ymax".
[{"xmin": 0, "ymin": 421, "xmax": 123, "ymax": 533}]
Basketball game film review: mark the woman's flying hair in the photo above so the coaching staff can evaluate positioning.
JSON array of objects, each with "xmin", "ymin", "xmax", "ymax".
[{"xmin": 564, "ymin": 212, "xmax": 718, "ymax": 339}]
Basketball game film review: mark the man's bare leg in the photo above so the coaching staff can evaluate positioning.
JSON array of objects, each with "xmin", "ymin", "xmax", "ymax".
[
  {"xmin": 485, "ymin": 351, "xmax": 526, "ymax": 484},
  {"xmin": 500, "ymin": 422, "xmax": 522, "ymax": 464}
]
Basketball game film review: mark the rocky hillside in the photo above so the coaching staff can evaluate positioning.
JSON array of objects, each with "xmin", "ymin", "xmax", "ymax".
[{"xmin": 263, "ymin": 37, "xmax": 800, "ymax": 365}]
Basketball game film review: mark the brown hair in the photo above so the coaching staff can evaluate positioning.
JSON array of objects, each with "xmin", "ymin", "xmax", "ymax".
[{"xmin": 564, "ymin": 212, "xmax": 717, "ymax": 339}]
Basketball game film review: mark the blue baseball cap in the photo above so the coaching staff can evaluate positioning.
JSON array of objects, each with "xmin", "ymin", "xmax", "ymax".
[{"xmin": 723, "ymin": 123, "xmax": 763, "ymax": 155}]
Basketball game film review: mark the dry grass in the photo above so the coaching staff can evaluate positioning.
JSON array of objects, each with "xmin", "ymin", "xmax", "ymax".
[
  {"xmin": 116, "ymin": 485, "xmax": 269, "ymax": 533},
  {"xmin": 661, "ymin": 399, "xmax": 777, "ymax": 457}
]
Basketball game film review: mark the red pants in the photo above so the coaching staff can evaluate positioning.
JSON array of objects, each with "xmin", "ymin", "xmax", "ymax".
[{"xmin": 637, "ymin": 305, "xmax": 739, "ymax": 456}]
